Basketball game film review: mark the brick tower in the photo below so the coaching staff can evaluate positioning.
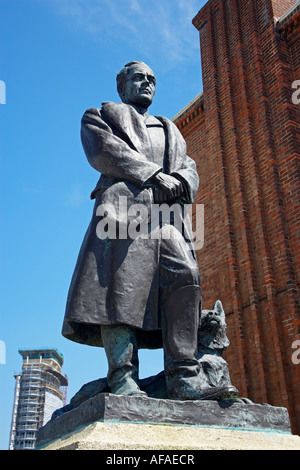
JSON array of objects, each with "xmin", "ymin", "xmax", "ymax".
[{"xmin": 174, "ymin": 0, "xmax": 300, "ymax": 433}]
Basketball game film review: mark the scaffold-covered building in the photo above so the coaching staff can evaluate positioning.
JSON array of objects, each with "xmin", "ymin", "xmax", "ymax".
[{"xmin": 9, "ymin": 349, "xmax": 68, "ymax": 450}]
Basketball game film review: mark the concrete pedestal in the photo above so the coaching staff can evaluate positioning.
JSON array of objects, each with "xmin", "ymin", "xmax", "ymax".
[
  {"xmin": 36, "ymin": 393, "xmax": 300, "ymax": 450},
  {"xmin": 36, "ymin": 421, "xmax": 300, "ymax": 450}
]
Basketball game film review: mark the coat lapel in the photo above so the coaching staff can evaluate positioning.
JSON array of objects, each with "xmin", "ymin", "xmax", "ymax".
[
  {"xmin": 101, "ymin": 102, "xmax": 185, "ymax": 174},
  {"xmin": 101, "ymin": 101, "xmax": 153, "ymax": 158},
  {"xmin": 155, "ymin": 115, "xmax": 185, "ymax": 174}
]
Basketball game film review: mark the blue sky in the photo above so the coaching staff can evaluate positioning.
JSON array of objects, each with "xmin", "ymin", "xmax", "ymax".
[{"xmin": 0, "ymin": 0, "xmax": 206, "ymax": 449}]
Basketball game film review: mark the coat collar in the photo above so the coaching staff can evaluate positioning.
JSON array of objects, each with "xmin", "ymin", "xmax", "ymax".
[
  {"xmin": 101, "ymin": 101, "xmax": 152, "ymax": 156},
  {"xmin": 101, "ymin": 101, "xmax": 184, "ymax": 173}
]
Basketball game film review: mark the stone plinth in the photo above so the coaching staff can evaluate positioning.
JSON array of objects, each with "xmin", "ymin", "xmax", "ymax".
[
  {"xmin": 35, "ymin": 393, "xmax": 300, "ymax": 450},
  {"xmin": 36, "ymin": 421, "xmax": 300, "ymax": 450}
]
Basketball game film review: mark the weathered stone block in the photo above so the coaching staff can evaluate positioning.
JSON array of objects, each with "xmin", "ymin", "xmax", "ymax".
[{"xmin": 36, "ymin": 392, "xmax": 293, "ymax": 449}]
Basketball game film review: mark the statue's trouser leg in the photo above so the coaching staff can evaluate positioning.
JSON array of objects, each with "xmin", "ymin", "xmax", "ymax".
[
  {"xmin": 162, "ymin": 284, "xmax": 207, "ymax": 400},
  {"xmin": 101, "ymin": 324, "xmax": 146, "ymax": 396},
  {"xmin": 162, "ymin": 285, "xmax": 201, "ymax": 379},
  {"xmin": 159, "ymin": 228, "xmax": 238, "ymax": 400},
  {"xmin": 159, "ymin": 228, "xmax": 204, "ymax": 399}
]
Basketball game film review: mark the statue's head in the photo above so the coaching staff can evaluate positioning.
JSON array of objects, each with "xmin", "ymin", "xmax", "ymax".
[{"xmin": 116, "ymin": 61, "xmax": 156, "ymax": 109}]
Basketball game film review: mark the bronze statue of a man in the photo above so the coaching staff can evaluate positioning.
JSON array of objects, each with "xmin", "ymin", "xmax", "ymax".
[{"xmin": 62, "ymin": 61, "xmax": 228, "ymax": 400}]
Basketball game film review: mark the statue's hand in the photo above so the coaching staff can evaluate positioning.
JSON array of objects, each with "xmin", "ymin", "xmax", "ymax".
[{"xmin": 151, "ymin": 172, "xmax": 183, "ymax": 203}]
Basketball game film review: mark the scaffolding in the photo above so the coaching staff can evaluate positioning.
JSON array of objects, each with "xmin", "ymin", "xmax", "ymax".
[{"xmin": 9, "ymin": 349, "xmax": 68, "ymax": 450}]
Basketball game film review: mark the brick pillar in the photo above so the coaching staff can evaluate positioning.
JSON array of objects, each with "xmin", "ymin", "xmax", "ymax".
[{"xmin": 192, "ymin": 0, "xmax": 300, "ymax": 433}]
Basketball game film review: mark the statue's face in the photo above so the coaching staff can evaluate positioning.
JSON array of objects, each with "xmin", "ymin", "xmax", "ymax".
[{"xmin": 122, "ymin": 63, "xmax": 156, "ymax": 108}]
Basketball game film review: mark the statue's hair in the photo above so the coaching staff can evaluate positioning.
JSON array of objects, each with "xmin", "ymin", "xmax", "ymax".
[{"xmin": 116, "ymin": 61, "xmax": 153, "ymax": 99}]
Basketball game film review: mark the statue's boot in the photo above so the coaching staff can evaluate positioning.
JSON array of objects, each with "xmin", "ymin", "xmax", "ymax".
[
  {"xmin": 101, "ymin": 324, "xmax": 147, "ymax": 397},
  {"xmin": 163, "ymin": 285, "xmax": 238, "ymax": 400}
]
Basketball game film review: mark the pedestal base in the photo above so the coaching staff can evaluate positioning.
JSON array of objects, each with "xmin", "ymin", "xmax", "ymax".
[
  {"xmin": 36, "ymin": 393, "xmax": 300, "ymax": 450},
  {"xmin": 36, "ymin": 421, "xmax": 300, "ymax": 450}
]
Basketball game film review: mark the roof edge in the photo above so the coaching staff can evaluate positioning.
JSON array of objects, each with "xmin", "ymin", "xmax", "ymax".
[{"xmin": 172, "ymin": 92, "xmax": 204, "ymax": 123}]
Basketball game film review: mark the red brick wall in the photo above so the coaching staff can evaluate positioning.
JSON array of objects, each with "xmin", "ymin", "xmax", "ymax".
[{"xmin": 176, "ymin": 0, "xmax": 300, "ymax": 434}]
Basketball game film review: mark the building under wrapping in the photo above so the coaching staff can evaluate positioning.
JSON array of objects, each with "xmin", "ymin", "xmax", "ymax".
[{"xmin": 9, "ymin": 349, "xmax": 68, "ymax": 450}]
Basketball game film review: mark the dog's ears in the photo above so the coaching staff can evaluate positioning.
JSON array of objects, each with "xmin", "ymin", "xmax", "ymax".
[{"xmin": 213, "ymin": 300, "xmax": 225, "ymax": 317}]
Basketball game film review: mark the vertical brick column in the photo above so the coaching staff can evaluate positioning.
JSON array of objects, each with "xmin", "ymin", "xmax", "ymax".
[{"xmin": 191, "ymin": 0, "xmax": 300, "ymax": 433}]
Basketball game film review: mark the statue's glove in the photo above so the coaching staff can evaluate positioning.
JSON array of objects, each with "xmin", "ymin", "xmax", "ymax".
[{"xmin": 151, "ymin": 172, "xmax": 183, "ymax": 204}]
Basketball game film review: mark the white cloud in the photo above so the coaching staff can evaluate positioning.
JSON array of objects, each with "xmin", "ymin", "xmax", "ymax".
[
  {"xmin": 49, "ymin": 0, "xmax": 201, "ymax": 69},
  {"xmin": 66, "ymin": 184, "xmax": 86, "ymax": 208},
  {"xmin": 22, "ymin": 186, "xmax": 42, "ymax": 194}
]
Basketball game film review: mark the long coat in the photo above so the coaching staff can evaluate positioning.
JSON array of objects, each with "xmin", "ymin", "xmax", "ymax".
[{"xmin": 62, "ymin": 102, "xmax": 199, "ymax": 349}]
